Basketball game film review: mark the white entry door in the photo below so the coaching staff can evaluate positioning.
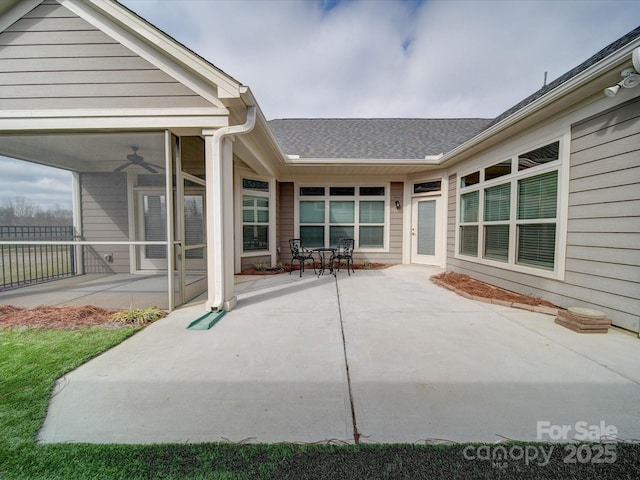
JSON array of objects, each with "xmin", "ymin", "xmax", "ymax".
[{"xmin": 411, "ymin": 197, "xmax": 442, "ymax": 265}]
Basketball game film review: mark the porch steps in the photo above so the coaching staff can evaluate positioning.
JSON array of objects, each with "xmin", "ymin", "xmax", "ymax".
[{"xmin": 187, "ymin": 310, "xmax": 226, "ymax": 330}]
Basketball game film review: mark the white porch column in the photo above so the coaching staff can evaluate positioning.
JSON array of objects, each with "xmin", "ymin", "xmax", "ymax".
[
  {"xmin": 204, "ymin": 133, "xmax": 237, "ymax": 311},
  {"xmin": 203, "ymin": 106, "xmax": 256, "ymax": 311}
]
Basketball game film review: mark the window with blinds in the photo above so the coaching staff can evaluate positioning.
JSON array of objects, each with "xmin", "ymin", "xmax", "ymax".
[
  {"xmin": 457, "ymin": 140, "xmax": 561, "ymax": 273},
  {"xmin": 242, "ymin": 179, "xmax": 270, "ymax": 252},
  {"xmin": 483, "ymin": 183, "xmax": 510, "ymax": 261},
  {"xmin": 516, "ymin": 171, "xmax": 558, "ymax": 269}
]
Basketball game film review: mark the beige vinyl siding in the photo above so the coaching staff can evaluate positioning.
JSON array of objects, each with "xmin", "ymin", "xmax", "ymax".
[
  {"xmin": 0, "ymin": 0, "xmax": 213, "ymax": 110},
  {"xmin": 448, "ymin": 97, "xmax": 640, "ymax": 333},
  {"xmin": 564, "ymin": 96, "xmax": 640, "ymax": 332},
  {"xmin": 361, "ymin": 181, "xmax": 403, "ymax": 265},
  {"xmin": 240, "ymin": 255, "xmax": 271, "ymax": 271},
  {"xmin": 277, "ymin": 182, "xmax": 294, "ymax": 265},
  {"xmin": 80, "ymin": 172, "xmax": 130, "ymax": 274},
  {"xmin": 447, "ymin": 174, "xmax": 457, "ymax": 260}
]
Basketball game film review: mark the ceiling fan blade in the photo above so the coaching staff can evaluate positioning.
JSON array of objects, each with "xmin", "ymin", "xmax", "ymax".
[
  {"xmin": 113, "ymin": 163, "xmax": 131, "ymax": 172},
  {"xmin": 144, "ymin": 162, "xmax": 166, "ymax": 170},
  {"xmin": 140, "ymin": 163, "xmax": 158, "ymax": 173}
]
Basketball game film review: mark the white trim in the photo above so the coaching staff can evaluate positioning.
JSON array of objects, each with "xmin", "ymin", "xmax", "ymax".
[
  {"xmin": 0, "ymin": 108, "xmax": 229, "ymax": 118},
  {"xmin": 236, "ymin": 174, "xmax": 276, "ymax": 269},
  {"xmin": 407, "ymin": 175, "xmax": 447, "ymax": 267},
  {"xmin": 126, "ymin": 170, "xmax": 136, "ymax": 273},
  {"xmin": 0, "ymin": 113, "xmax": 229, "ymax": 131},
  {"xmin": 71, "ymin": 172, "xmax": 84, "ymax": 275},
  {"xmin": 164, "ymin": 131, "xmax": 175, "ymax": 311}
]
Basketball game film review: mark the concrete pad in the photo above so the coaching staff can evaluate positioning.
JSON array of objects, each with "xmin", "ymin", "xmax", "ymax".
[
  {"xmin": 38, "ymin": 275, "xmax": 353, "ymax": 444},
  {"xmin": 36, "ymin": 265, "xmax": 640, "ymax": 445},
  {"xmin": 337, "ymin": 266, "xmax": 640, "ymax": 443}
]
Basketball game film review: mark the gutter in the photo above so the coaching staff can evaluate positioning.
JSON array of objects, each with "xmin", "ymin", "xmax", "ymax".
[{"xmin": 208, "ymin": 104, "xmax": 257, "ymax": 311}]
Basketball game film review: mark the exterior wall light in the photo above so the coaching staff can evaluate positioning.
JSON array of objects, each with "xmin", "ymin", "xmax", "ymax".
[
  {"xmin": 395, "ymin": 200, "xmax": 401, "ymax": 209},
  {"xmin": 604, "ymin": 47, "xmax": 640, "ymax": 97}
]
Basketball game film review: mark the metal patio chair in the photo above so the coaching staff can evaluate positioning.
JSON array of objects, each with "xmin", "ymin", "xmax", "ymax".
[
  {"xmin": 331, "ymin": 238, "xmax": 355, "ymax": 276},
  {"xmin": 288, "ymin": 238, "xmax": 316, "ymax": 277}
]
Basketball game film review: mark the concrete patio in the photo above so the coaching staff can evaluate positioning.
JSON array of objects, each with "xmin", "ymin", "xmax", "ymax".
[{"xmin": 37, "ymin": 265, "xmax": 640, "ymax": 444}]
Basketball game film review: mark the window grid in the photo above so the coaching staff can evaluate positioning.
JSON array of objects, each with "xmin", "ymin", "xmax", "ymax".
[
  {"xmin": 298, "ymin": 186, "xmax": 387, "ymax": 249},
  {"xmin": 242, "ymin": 179, "xmax": 270, "ymax": 252},
  {"xmin": 457, "ymin": 140, "xmax": 561, "ymax": 272}
]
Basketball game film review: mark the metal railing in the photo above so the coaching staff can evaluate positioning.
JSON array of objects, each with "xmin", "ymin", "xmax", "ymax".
[{"xmin": 0, "ymin": 225, "xmax": 76, "ymax": 290}]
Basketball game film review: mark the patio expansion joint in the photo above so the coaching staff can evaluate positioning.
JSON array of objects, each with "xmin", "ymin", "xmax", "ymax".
[
  {"xmin": 334, "ymin": 275, "xmax": 361, "ymax": 444},
  {"xmin": 495, "ymin": 309, "xmax": 640, "ymax": 386}
]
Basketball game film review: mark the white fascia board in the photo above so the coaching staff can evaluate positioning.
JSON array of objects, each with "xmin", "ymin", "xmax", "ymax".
[
  {"xmin": 62, "ymin": 0, "xmax": 239, "ymax": 107},
  {"xmin": 0, "ymin": 109, "xmax": 230, "ymax": 130},
  {"xmin": 284, "ymin": 157, "xmax": 441, "ymax": 166},
  {"xmin": 439, "ymin": 38, "xmax": 640, "ymax": 165}
]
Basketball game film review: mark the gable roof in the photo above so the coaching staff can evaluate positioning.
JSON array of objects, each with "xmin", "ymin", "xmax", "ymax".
[{"xmin": 268, "ymin": 118, "xmax": 491, "ymax": 160}]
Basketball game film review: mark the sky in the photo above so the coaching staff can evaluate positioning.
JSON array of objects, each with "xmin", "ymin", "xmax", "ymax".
[
  {"xmin": 119, "ymin": 0, "xmax": 640, "ymax": 119},
  {"xmin": 1, "ymin": 0, "xmax": 639, "ymax": 210}
]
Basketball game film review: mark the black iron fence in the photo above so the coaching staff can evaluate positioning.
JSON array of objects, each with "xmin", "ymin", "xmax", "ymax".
[{"xmin": 0, "ymin": 225, "xmax": 76, "ymax": 290}]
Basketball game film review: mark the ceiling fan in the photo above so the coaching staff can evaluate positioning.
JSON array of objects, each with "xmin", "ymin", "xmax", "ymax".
[{"xmin": 113, "ymin": 146, "xmax": 165, "ymax": 173}]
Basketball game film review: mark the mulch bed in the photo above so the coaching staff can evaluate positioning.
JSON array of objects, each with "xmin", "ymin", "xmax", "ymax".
[
  {"xmin": 0, "ymin": 305, "xmax": 122, "ymax": 329},
  {"xmin": 431, "ymin": 271, "xmax": 558, "ymax": 308}
]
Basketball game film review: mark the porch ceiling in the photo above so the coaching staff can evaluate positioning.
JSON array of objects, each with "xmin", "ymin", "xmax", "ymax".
[{"xmin": 0, "ymin": 132, "xmax": 166, "ymax": 173}]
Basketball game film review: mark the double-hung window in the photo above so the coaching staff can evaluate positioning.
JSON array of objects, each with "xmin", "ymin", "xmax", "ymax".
[
  {"xmin": 298, "ymin": 186, "xmax": 387, "ymax": 249},
  {"xmin": 457, "ymin": 140, "xmax": 561, "ymax": 274},
  {"xmin": 242, "ymin": 179, "xmax": 269, "ymax": 252}
]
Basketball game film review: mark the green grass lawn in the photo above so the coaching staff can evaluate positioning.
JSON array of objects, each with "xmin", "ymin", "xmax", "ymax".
[{"xmin": 1, "ymin": 326, "xmax": 638, "ymax": 479}]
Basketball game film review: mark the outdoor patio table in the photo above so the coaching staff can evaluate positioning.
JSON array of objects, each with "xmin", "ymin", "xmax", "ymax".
[{"xmin": 312, "ymin": 247, "xmax": 336, "ymax": 277}]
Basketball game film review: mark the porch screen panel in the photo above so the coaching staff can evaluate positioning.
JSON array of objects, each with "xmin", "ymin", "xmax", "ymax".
[
  {"xmin": 417, "ymin": 200, "xmax": 436, "ymax": 256},
  {"xmin": 144, "ymin": 195, "xmax": 166, "ymax": 258},
  {"xmin": 184, "ymin": 195, "xmax": 204, "ymax": 259}
]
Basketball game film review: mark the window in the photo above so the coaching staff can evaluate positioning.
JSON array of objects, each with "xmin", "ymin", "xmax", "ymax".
[
  {"xmin": 459, "ymin": 191, "xmax": 479, "ymax": 256},
  {"xmin": 413, "ymin": 180, "xmax": 442, "ymax": 194},
  {"xmin": 298, "ymin": 186, "xmax": 387, "ymax": 249},
  {"xmin": 242, "ymin": 179, "xmax": 270, "ymax": 251},
  {"xmin": 516, "ymin": 171, "xmax": 558, "ymax": 269},
  {"xmin": 457, "ymin": 140, "xmax": 561, "ymax": 274},
  {"xmin": 483, "ymin": 183, "xmax": 510, "ymax": 261},
  {"xmin": 461, "ymin": 171, "xmax": 479, "ymax": 187},
  {"xmin": 518, "ymin": 141, "xmax": 559, "ymax": 171}
]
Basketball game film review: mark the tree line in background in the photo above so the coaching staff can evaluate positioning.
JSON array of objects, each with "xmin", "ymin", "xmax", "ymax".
[{"xmin": 0, "ymin": 197, "xmax": 72, "ymax": 227}]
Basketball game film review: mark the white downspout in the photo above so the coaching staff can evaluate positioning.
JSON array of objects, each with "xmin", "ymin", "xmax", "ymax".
[{"xmin": 206, "ymin": 105, "xmax": 257, "ymax": 311}]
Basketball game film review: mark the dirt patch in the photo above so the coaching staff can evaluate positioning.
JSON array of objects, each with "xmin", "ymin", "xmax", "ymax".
[
  {"xmin": 0, "ymin": 305, "xmax": 123, "ymax": 329},
  {"xmin": 431, "ymin": 271, "xmax": 558, "ymax": 308}
]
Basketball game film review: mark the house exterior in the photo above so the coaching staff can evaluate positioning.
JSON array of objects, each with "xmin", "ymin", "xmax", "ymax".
[{"xmin": 0, "ymin": 1, "xmax": 638, "ymax": 333}]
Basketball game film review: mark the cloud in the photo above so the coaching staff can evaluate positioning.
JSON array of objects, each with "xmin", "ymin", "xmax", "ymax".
[
  {"xmin": 0, "ymin": 157, "xmax": 72, "ymax": 210},
  {"xmin": 121, "ymin": 0, "xmax": 640, "ymax": 119}
]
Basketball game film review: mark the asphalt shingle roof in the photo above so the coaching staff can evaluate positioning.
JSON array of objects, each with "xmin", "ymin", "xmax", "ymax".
[{"xmin": 268, "ymin": 118, "xmax": 491, "ymax": 159}]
